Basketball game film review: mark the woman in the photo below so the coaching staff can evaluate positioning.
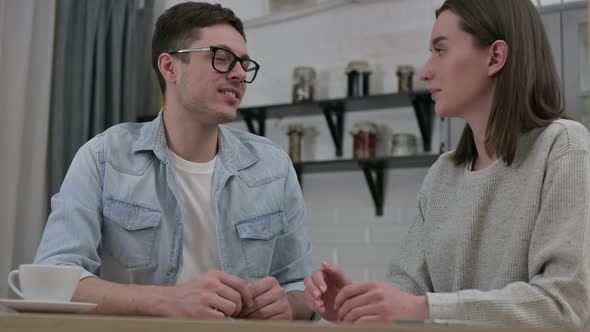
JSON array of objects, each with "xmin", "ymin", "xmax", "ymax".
[{"xmin": 304, "ymin": 0, "xmax": 590, "ymax": 326}]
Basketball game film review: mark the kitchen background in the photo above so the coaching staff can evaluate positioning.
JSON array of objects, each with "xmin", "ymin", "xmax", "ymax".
[
  {"xmin": 0, "ymin": 0, "xmax": 587, "ymax": 298},
  {"xmin": 152, "ymin": 0, "xmax": 590, "ymax": 281}
]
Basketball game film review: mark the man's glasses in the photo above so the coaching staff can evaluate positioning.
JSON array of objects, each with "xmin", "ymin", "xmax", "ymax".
[{"xmin": 169, "ymin": 46, "xmax": 260, "ymax": 83}]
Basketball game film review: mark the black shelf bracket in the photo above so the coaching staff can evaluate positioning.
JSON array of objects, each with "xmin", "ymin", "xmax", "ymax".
[
  {"xmin": 321, "ymin": 102, "xmax": 345, "ymax": 157},
  {"xmin": 242, "ymin": 109, "xmax": 267, "ymax": 136},
  {"xmin": 294, "ymin": 163, "xmax": 303, "ymax": 188},
  {"xmin": 410, "ymin": 93, "xmax": 435, "ymax": 152},
  {"xmin": 359, "ymin": 160, "xmax": 385, "ymax": 216}
]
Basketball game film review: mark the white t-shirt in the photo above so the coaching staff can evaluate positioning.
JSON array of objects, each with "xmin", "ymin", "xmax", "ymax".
[{"xmin": 169, "ymin": 151, "xmax": 221, "ymax": 285}]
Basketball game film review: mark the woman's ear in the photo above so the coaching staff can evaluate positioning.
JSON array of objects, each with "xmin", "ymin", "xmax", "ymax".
[{"xmin": 488, "ymin": 40, "xmax": 509, "ymax": 77}]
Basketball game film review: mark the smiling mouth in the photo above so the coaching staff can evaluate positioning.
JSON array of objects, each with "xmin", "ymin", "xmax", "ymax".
[
  {"xmin": 219, "ymin": 88, "xmax": 241, "ymax": 100},
  {"xmin": 222, "ymin": 91, "xmax": 237, "ymax": 98}
]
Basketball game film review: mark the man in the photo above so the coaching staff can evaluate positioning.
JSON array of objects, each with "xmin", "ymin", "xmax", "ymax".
[{"xmin": 34, "ymin": 2, "xmax": 313, "ymax": 320}]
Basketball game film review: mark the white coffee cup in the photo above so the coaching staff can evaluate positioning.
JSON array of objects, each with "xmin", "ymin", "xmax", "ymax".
[{"xmin": 7, "ymin": 264, "xmax": 81, "ymax": 302}]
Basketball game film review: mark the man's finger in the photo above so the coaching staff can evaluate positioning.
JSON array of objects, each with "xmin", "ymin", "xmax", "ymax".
[
  {"xmin": 241, "ymin": 282, "xmax": 284, "ymax": 317},
  {"xmin": 217, "ymin": 272, "xmax": 253, "ymax": 307},
  {"xmin": 205, "ymin": 293, "xmax": 238, "ymax": 317},
  {"xmin": 245, "ymin": 300, "xmax": 286, "ymax": 320},
  {"xmin": 215, "ymin": 283, "xmax": 245, "ymax": 316},
  {"xmin": 248, "ymin": 277, "xmax": 276, "ymax": 298},
  {"xmin": 202, "ymin": 307, "xmax": 226, "ymax": 319},
  {"xmin": 266, "ymin": 312, "xmax": 292, "ymax": 320}
]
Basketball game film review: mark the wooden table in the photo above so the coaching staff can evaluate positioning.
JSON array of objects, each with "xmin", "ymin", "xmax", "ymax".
[{"xmin": 0, "ymin": 313, "xmax": 580, "ymax": 332}]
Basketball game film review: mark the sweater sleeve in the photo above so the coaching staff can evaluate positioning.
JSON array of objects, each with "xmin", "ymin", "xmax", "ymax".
[
  {"xmin": 388, "ymin": 193, "xmax": 434, "ymax": 295},
  {"xmin": 427, "ymin": 150, "xmax": 590, "ymax": 326}
]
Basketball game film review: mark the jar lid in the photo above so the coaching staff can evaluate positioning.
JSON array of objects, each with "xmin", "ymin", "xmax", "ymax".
[
  {"xmin": 396, "ymin": 65, "xmax": 415, "ymax": 74},
  {"xmin": 287, "ymin": 124, "xmax": 303, "ymax": 134},
  {"xmin": 346, "ymin": 61, "xmax": 371, "ymax": 74},
  {"xmin": 293, "ymin": 66, "xmax": 316, "ymax": 75},
  {"xmin": 351, "ymin": 122, "xmax": 378, "ymax": 134}
]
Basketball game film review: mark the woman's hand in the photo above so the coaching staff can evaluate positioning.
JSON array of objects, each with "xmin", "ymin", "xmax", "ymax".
[{"xmin": 303, "ymin": 261, "xmax": 352, "ymax": 321}]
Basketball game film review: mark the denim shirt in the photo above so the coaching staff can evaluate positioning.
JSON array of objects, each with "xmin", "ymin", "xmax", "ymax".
[{"xmin": 34, "ymin": 112, "xmax": 312, "ymax": 293}]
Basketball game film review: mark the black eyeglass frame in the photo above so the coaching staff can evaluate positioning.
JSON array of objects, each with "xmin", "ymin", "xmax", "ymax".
[{"xmin": 169, "ymin": 46, "xmax": 260, "ymax": 83}]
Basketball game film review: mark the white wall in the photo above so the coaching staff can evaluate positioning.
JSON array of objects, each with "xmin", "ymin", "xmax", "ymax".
[{"xmin": 158, "ymin": 0, "xmax": 444, "ymax": 281}]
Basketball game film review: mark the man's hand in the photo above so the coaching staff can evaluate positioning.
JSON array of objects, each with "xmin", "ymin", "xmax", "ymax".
[
  {"xmin": 334, "ymin": 281, "xmax": 429, "ymax": 324},
  {"xmin": 238, "ymin": 277, "xmax": 293, "ymax": 320},
  {"xmin": 161, "ymin": 270, "xmax": 253, "ymax": 318},
  {"xmin": 303, "ymin": 261, "xmax": 352, "ymax": 321}
]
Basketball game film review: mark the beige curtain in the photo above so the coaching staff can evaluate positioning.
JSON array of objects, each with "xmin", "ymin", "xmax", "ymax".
[{"xmin": 0, "ymin": 0, "xmax": 56, "ymax": 298}]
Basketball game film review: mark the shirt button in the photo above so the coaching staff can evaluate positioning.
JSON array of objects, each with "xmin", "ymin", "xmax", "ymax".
[{"xmin": 168, "ymin": 267, "xmax": 177, "ymax": 274}]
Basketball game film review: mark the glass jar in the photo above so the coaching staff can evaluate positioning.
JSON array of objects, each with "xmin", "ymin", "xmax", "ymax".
[
  {"xmin": 346, "ymin": 61, "xmax": 371, "ymax": 97},
  {"xmin": 391, "ymin": 133, "xmax": 418, "ymax": 156},
  {"xmin": 351, "ymin": 122, "xmax": 377, "ymax": 159},
  {"xmin": 396, "ymin": 65, "xmax": 415, "ymax": 92},
  {"xmin": 287, "ymin": 124, "xmax": 303, "ymax": 162},
  {"xmin": 292, "ymin": 67, "xmax": 316, "ymax": 103}
]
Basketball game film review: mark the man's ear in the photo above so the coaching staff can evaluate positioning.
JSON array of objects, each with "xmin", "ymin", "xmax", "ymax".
[
  {"xmin": 158, "ymin": 53, "xmax": 177, "ymax": 84},
  {"xmin": 488, "ymin": 40, "xmax": 509, "ymax": 77}
]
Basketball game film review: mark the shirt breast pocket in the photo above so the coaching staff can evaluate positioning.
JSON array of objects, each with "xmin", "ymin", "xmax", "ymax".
[
  {"xmin": 102, "ymin": 198, "xmax": 161, "ymax": 269},
  {"xmin": 236, "ymin": 210, "xmax": 287, "ymax": 279}
]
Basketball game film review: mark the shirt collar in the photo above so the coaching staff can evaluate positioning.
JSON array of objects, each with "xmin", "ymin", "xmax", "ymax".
[
  {"xmin": 131, "ymin": 110, "xmax": 257, "ymax": 172},
  {"xmin": 131, "ymin": 110, "xmax": 168, "ymax": 162}
]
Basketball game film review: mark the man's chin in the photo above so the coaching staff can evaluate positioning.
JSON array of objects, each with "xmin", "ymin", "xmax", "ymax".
[{"xmin": 215, "ymin": 109, "xmax": 238, "ymax": 124}]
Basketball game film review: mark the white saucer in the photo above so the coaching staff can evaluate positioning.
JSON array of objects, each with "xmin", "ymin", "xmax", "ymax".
[{"xmin": 0, "ymin": 299, "xmax": 96, "ymax": 313}]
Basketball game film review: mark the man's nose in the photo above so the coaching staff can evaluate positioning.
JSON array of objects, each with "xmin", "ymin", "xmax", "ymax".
[{"xmin": 227, "ymin": 63, "xmax": 247, "ymax": 82}]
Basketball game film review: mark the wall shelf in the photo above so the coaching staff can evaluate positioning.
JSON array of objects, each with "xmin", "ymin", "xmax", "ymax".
[
  {"xmin": 293, "ymin": 154, "xmax": 439, "ymax": 216},
  {"xmin": 239, "ymin": 90, "xmax": 434, "ymax": 155},
  {"xmin": 293, "ymin": 154, "xmax": 439, "ymax": 173}
]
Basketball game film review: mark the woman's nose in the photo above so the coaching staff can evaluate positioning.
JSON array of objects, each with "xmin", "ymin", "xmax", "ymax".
[
  {"xmin": 420, "ymin": 58, "xmax": 433, "ymax": 82},
  {"xmin": 420, "ymin": 66, "xmax": 432, "ymax": 82}
]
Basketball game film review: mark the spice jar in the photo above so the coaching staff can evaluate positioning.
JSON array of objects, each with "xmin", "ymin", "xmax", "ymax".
[
  {"xmin": 287, "ymin": 124, "xmax": 303, "ymax": 162},
  {"xmin": 391, "ymin": 133, "xmax": 418, "ymax": 156},
  {"xmin": 346, "ymin": 61, "xmax": 371, "ymax": 97},
  {"xmin": 396, "ymin": 65, "xmax": 415, "ymax": 92},
  {"xmin": 351, "ymin": 122, "xmax": 378, "ymax": 159},
  {"xmin": 292, "ymin": 67, "xmax": 316, "ymax": 103}
]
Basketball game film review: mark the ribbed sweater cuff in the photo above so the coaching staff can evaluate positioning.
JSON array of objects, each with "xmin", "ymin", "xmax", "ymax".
[{"xmin": 427, "ymin": 292, "xmax": 460, "ymax": 319}]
